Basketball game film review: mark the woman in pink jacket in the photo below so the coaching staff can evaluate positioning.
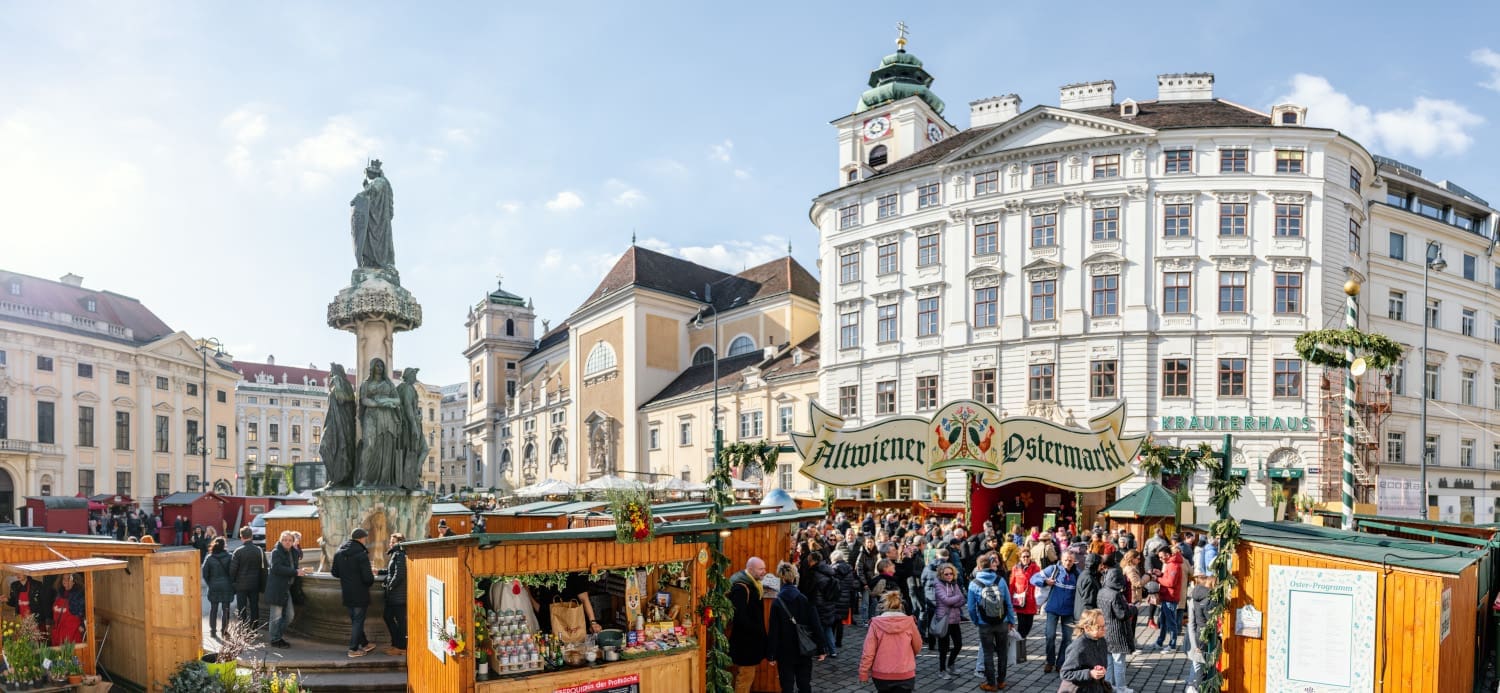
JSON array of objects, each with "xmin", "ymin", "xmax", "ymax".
[{"xmin": 858, "ymin": 590, "xmax": 923, "ymax": 692}]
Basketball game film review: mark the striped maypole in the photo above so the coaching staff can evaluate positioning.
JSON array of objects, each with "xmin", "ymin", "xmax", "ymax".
[{"xmin": 1342, "ymin": 279, "xmax": 1361, "ymax": 530}]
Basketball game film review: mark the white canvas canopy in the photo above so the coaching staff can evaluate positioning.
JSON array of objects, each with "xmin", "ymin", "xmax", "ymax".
[
  {"xmin": 579, "ymin": 475, "xmax": 649, "ymax": 492},
  {"xmin": 653, "ymin": 478, "xmax": 709, "ymax": 492},
  {"xmin": 513, "ymin": 479, "xmax": 576, "ymax": 497}
]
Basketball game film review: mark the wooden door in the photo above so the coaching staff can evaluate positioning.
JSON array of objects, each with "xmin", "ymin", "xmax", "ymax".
[{"xmin": 143, "ymin": 550, "xmax": 202, "ymax": 691}]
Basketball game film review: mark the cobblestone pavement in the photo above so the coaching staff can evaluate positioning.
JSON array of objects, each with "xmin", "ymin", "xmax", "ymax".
[{"xmin": 809, "ymin": 616, "xmax": 1195, "ymax": 693}]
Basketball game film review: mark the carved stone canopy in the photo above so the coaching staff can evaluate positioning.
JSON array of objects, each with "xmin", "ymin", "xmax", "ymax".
[
  {"xmin": 1022, "ymin": 258, "xmax": 1062, "ymax": 280},
  {"xmin": 1155, "ymin": 256, "xmax": 1200, "ymax": 272},
  {"xmin": 1212, "ymin": 255, "xmax": 1254, "ymax": 271},
  {"xmin": 1157, "ymin": 191, "xmax": 1198, "ymax": 205},
  {"xmin": 1269, "ymin": 191, "xmax": 1308, "ymax": 204},
  {"xmin": 1213, "ymin": 191, "xmax": 1252, "ymax": 203},
  {"xmin": 968, "ymin": 268, "xmax": 1004, "ymax": 288}
]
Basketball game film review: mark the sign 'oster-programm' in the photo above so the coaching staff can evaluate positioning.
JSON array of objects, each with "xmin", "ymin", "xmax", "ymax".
[{"xmin": 790, "ymin": 400, "xmax": 1147, "ymax": 491}]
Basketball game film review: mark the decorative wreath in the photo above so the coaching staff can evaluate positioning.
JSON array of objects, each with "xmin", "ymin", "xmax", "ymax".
[{"xmin": 1293, "ymin": 328, "xmax": 1404, "ymax": 370}]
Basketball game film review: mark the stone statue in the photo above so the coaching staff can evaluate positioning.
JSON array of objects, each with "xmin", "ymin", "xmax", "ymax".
[
  {"xmin": 357, "ymin": 357, "xmax": 403, "ymax": 487},
  {"xmin": 319, "ymin": 363, "xmax": 357, "ymax": 487},
  {"xmin": 350, "ymin": 160, "xmax": 395, "ymax": 270},
  {"xmin": 397, "ymin": 367, "xmax": 428, "ymax": 491},
  {"xmin": 588, "ymin": 420, "xmax": 609, "ymax": 473}
]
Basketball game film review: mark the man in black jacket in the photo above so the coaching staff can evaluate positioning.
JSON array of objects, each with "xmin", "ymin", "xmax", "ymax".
[
  {"xmin": 229, "ymin": 527, "xmax": 267, "ymax": 627},
  {"xmin": 381, "ymin": 533, "xmax": 408, "ymax": 655},
  {"xmin": 727, "ymin": 556, "xmax": 768, "ymax": 693},
  {"xmin": 264, "ymin": 530, "xmax": 306, "ymax": 648},
  {"xmin": 331, "ymin": 528, "xmax": 376, "ymax": 658}
]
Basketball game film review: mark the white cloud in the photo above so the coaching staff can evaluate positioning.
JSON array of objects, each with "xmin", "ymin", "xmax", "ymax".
[
  {"xmin": 1472, "ymin": 49, "xmax": 1500, "ymax": 92},
  {"xmin": 544, "ymin": 190, "xmax": 583, "ymax": 211},
  {"xmin": 644, "ymin": 158, "xmax": 689, "ymax": 177},
  {"xmin": 614, "ymin": 188, "xmax": 646, "ymax": 207},
  {"xmin": 710, "ymin": 139, "xmax": 734, "ymax": 163},
  {"xmin": 733, "ymin": 169, "xmax": 751, "ymax": 180},
  {"xmin": 541, "ymin": 249, "xmax": 564, "ymax": 269},
  {"xmin": 497, "ymin": 200, "xmax": 522, "ymax": 213},
  {"xmin": 1279, "ymin": 74, "xmax": 1482, "ymax": 158},
  {"xmin": 443, "ymin": 127, "xmax": 475, "ymax": 145},
  {"xmin": 220, "ymin": 105, "xmax": 269, "ymax": 179},
  {"xmin": 272, "ymin": 115, "xmax": 382, "ymax": 191}
]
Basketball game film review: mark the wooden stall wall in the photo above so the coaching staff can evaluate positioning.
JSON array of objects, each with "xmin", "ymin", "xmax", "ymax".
[
  {"xmin": 723, "ymin": 521, "xmax": 794, "ymax": 693},
  {"xmin": 1224, "ymin": 542, "xmax": 1476, "ymax": 693},
  {"xmin": 405, "ymin": 548, "xmax": 465, "ymax": 693},
  {"xmin": 94, "ymin": 556, "xmax": 147, "ymax": 686},
  {"xmin": 482, "ymin": 515, "xmax": 570, "ymax": 534},
  {"xmin": 142, "ymin": 550, "xmax": 202, "ymax": 691},
  {"xmin": 429, "ymin": 513, "xmax": 473, "ymax": 537},
  {"xmin": 265, "ymin": 516, "xmax": 322, "ymax": 562}
]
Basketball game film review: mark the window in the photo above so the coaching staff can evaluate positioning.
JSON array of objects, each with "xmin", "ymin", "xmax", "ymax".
[
  {"xmin": 877, "ymin": 193, "xmax": 899, "ymax": 219},
  {"xmin": 972, "ymin": 369, "xmax": 996, "ymax": 405},
  {"xmin": 917, "ymin": 233, "xmax": 940, "ymax": 267},
  {"xmin": 1386, "ymin": 432, "xmax": 1404, "ymax": 465},
  {"xmin": 0, "ymin": 396, "xmax": 5, "ymax": 439},
  {"xmin": 1031, "ymin": 161, "xmax": 1058, "ymax": 186},
  {"xmin": 1092, "ymin": 207, "xmax": 1119, "ymax": 240},
  {"xmin": 877, "ymin": 304, "xmax": 899, "ymax": 342},
  {"xmin": 5, "ymin": 280, "xmax": 17, "ymax": 295},
  {"xmin": 1275, "ymin": 149, "xmax": 1304, "ymax": 173},
  {"xmin": 974, "ymin": 222, "xmax": 998, "ymax": 255},
  {"xmin": 778, "ymin": 405, "xmax": 793, "ymax": 434},
  {"xmin": 917, "ymin": 182, "xmax": 941, "ymax": 208},
  {"xmin": 1350, "ymin": 166, "xmax": 1362, "ymax": 191},
  {"xmin": 156, "ymin": 473, "xmax": 170, "ymax": 497},
  {"xmin": 1029, "ymin": 364, "xmax": 1055, "ymax": 401},
  {"xmin": 1219, "ymin": 148, "xmax": 1248, "ymax": 173},
  {"xmin": 1162, "ymin": 359, "xmax": 1192, "ymax": 397},
  {"xmin": 186, "ymin": 475, "xmax": 200, "ymax": 493},
  {"xmin": 1219, "ymin": 203, "xmax": 1247, "ymax": 236},
  {"xmin": 647, "ymin": 426, "xmax": 661, "ymax": 450},
  {"xmin": 1092, "ymin": 275, "xmax": 1119, "ymax": 316},
  {"xmin": 1274, "ymin": 204, "xmax": 1303, "ymax": 237},
  {"xmin": 691, "ymin": 346, "xmax": 714, "ymax": 366},
  {"xmin": 1091, "ymin": 360, "xmax": 1118, "ymax": 399},
  {"xmin": 269, "ymin": 422, "xmax": 280, "ymax": 443},
  {"xmin": 916, "ymin": 297, "xmax": 940, "ymax": 337},
  {"xmin": 1389, "ymin": 232, "xmax": 1406, "ymax": 260},
  {"xmin": 1031, "ymin": 279, "xmax": 1056, "ymax": 321},
  {"xmin": 77, "ymin": 470, "xmax": 94, "ymax": 498},
  {"xmin": 876, "ymin": 380, "xmax": 897, "ymax": 414},
  {"xmin": 838, "ymin": 385, "xmax": 858, "ymax": 417},
  {"xmin": 36, "ymin": 402, "xmax": 54, "ymax": 444},
  {"xmin": 1392, "ymin": 359, "xmax": 1407, "ymax": 395},
  {"xmin": 217, "ymin": 425, "xmax": 227, "ymax": 458},
  {"xmin": 1461, "ymin": 439, "xmax": 1476, "ymax": 468},
  {"xmin": 1217, "ymin": 359, "xmax": 1246, "ymax": 397},
  {"xmin": 1164, "ymin": 149, "xmax": 1193, "ymax": 173},
  {"xmin": 838, "ymin": 204, "xmax": 860, "ymax": 229},
  {"xmin": 115, "ymin": 412, "xmax": 130, "ymax": 450},
  {"xmin": 1494, "ymin": 319, "xmax": 1500, "ymax": 344},
  {"xmin": 1418, "ymin": 199, "xmax": 1444, "ymax": 220},
  {"xmin": 1462, "ymin": 370, "xmax": 1477, "ymax": 405},
  {"xmin": 1427, "ymin": 299, "xmax": 1441, "ymax": 329},
  {"xmin": 187, "ymin": 420, "xmax": 200, "ymax": 454},
  {"xmin": 77, "ymin": 363, "xmax": 93, "ymax": 379},
  {"xmin": 1349, "ymin": 219, "xmax": 1361, "ymax": 254},
  {"xmin": 1164, "ymin": 204, "xmax": 1192, "ymax": 237},
  {"xmin": 184, "ymin": 382, "xmax": 198, "ymax": 398},
  {"xmin": 915, "ymin": 376, "xmax": 939, "ymax": 411},
  {"xmin": 868, "ymin": 145, "xmax": 888, "ymax": 168},
  {"xmin": 778, "ymin": 464, "xmax": 793, "ymax": 490},
  {"xmin": 1426, "ymin": 435, "xmax": 1439, "ymax": 466},
  {"xmin": 155, "ymin": 415, "xmax": 170, "ymax": 452},
  {"xmin": 155, "ymin": 376, "xmax": 168, "ymax": 390},
  {"xmin": 1462, "ymin": 308, "xmax": 1476, "ymax": 337},
  {"xmin": 839, "ymin": 310, "xmax": 860, "ymax": 349},
  {"xmin": 1274, "ymin": 359, "xmax": 1303, "ymax": 397},
  {"xmin": 973, "ymin": 287, "xmax": 998, "ymax": 327},
  {"xmin": 78, "ymin": 406, "xmax": 94, "ymax": 447},
  {"xmin": 1465, "ymin": 254, "xmax": 1478, "ymax": 281},
  {"xmin": 1274, "ymin": 272, "xmax": 1302, "ymax": 314},
  {"xmin": 584, "ymin": 341, "xmax": 617, "ymax": 376},
  {"xmin": 36, "ymin": 356, "xmax": 53, "ymax": 372},
  {"xmin": 678, "ymin": 420, "xmax": 692, "ymax": 446},
  {"xmin": 839, "ymin": 251, "xmax": 860, "ymax": 283},
  {"xmin": 1163, "ymin": 272, "xmax": 1192, "ymax": 314},
  {"xmin": 877, "ymin": 241, "xmax": 898, "ymax": 274},
  {"xmin": 1093, "ymin": 154, "xmax": 1120, "ymax": 178},
  {"xmin": 1217, "ymin": 271, "xmax": 1247, "ymax": 313},
  {"xmin": 973, "ymin": 170, "xmax": 999, "ymax": 196},
  {"xmin": 247, "ymin": 422, "xmax": 259, "ymax": 442},
  {"xmin": 116, "ymin": 472, "xmax": 131, "ymax": 497},
  {"xmin": 1031, "ymin": 213, "xmax": 1057, "ymax": 247},
  {"xmin": 248, "ymin": 396, "xmax": 258, "ymax": 405},
  {"xmin": 1495, "ymin": 266, "xmax": 1500, "ymax": 290},
  {"xmin": 1425, "ymin": 364, "xmax": 1441, "ymax": 400},
  {"xmin": 1387, "ymin": 191, "xmax": 1410, "ymax": 209}
]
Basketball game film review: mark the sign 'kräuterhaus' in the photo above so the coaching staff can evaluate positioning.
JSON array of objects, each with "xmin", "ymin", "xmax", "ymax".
[{"xmin": 790, "ymin": 400, "xmax": 1146, "ymax": 491}]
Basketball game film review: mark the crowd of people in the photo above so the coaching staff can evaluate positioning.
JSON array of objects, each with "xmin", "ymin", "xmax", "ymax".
[{"xmin": 728, "ymin": 510, "xmax": 1220, "ymax": 693}]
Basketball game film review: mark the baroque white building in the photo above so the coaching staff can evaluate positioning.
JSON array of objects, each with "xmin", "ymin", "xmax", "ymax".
[{"xmin": 811, "ymin": 39, "xmax": 1377, "ymax": 515}]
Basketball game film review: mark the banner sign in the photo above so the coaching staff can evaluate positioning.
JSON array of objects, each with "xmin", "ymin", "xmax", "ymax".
[
  {"xmin": 791, "ymin": 400, "xmax": 1145, "ymax": 491},
  {"xmin": 555, "ymin": 674, "xmax": 640, "ymax": 693}
]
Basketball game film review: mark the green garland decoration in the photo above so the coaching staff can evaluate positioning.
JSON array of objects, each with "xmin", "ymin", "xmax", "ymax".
[
  {"xmin": 720, "ymin": 440, "xmax": 781, "ymax": 476},
  {"xmin": 1293, "ymin": 328, "xmax": 1404, "ymax": 370},
  {"xmin": 704, "ymin": 546, "xmax": 733, "ymax": 693}
]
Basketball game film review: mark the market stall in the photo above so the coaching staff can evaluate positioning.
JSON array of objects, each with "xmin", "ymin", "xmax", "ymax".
[
  {"xmin": 429, "ymin": 502, "xmax": 476, "ymax": 537},
  {"xmin": 482, "ymin": 501, "xmax": 582, "ymax": 534},
  {"xmin": 1218, "ymin": 520, "xmax": 1483, "ymax": 693},
  {"xmin": 259, "ymin": 504, "xmax": 320, "ymax": 566},
  {"xmin": 156, "ymin": 492, "xmax": 230, "ymax": 546},
  {"xmin": 1098, "ymin": 482, "xmax": 1179, "ymax": 541},
  {"xmin": 20, "ymin": 497, "xmax": 89, "ymax": 535}
]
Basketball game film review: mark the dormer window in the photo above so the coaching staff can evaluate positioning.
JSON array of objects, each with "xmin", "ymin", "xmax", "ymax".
[
  {"xmin": 868, "ymin": 145, "xmax": 888, "ymax": 168},
  {"xmin": 847, "ymin": 169, "xmax": 858, "ymax": 183},
  {"xmin": 1120, "ymin": 99, "xmax": 1139, "ymax": 118},
  {"xmin": 1271, "ymin": 103, "xmax": 1307, "ymax": 126},
  {"xmin": 6, "ymin": 280, "xmax": 19, "ymax": 296},
  {"xmin": 85, "ymin": 299, "xmax": 97, "ymax": 312}
]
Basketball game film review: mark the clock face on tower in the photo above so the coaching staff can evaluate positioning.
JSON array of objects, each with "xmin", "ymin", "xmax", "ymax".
[
  {"xmin": 863, "ymin": 115, "xmax": 891, "ymax": 141},
  {"xmin": 927, "ymin": 121, "xmax": 944, "ymax": 144}
]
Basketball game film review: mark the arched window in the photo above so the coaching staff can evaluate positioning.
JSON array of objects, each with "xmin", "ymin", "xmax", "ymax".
[
  {"xmin": 499, "ymin": 449, "xmax": 511, "ymax": 473},
  {"xmin": 584, "ymin": 342, "xmax": 617, "ymax": 376},
  {"xmin": 692, "ymin": 346, "xmax": 715, "ymax": 365},
  {"xmin": 727, "ymin": 336, "xmax": 757, "ymax": 357},
  {"xmin": 505, "ymin": 318, "xmax": 515, "ymax": 336},
  {"xmin": 551, "ymin": 437, "xmax": 564, "ymax": 457},
  {"xmin": 868, "ymin": 145, "xmax": 888, "ymax": 168},
  {"xmin": 524, "ymin": 442, "xmax": 536, "ymax": 463},
  {"xmin": 847, "ymin": 169, "xmax": 858, "ymax": 182}
]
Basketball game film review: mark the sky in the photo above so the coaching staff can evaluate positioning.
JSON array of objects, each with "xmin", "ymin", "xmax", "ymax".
[{"xmin": 6, "ymin": 2, "xmax": 1500, "ymax": 385}]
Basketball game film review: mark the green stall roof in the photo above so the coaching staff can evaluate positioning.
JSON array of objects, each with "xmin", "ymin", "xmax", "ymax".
[
  {"xmin": 430, "ymin": 503, "xmax": 475, "ymax": 515},
  {"xmin": 485, "ymin": 501, "xmax": 573, "ymax": 517},
  {"xmin": 1100, "ymin": 483, "xmax": 1178, "ymax": 519},
  {"xmin": 261, "ymin": 504, "xmax": 318, "ymax": 519},
  {"xmin": 1197, "ymin": 520, "xmax": 1483, "ymax": 575}
]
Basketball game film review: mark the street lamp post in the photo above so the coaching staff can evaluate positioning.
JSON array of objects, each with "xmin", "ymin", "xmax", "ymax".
[
  {"xmin": 694, "ymin": 284, "xmax": 725, "ymax": 524},
  {"xmin": 1419, "ymin": 243, "xmax": 1446, "ymax": 520},
  {"xmin": 198, "ymin": 337, "xmax": 223, "ymax": 494}
]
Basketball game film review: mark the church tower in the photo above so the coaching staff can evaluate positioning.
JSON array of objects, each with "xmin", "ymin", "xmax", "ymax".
[
  {"xmin": 463, "ymin": 278, "xmax": 536, "ymax": 488},
  {"xmin": 832, "ymin": 23, "xmax": 956, "ymax": 186}
]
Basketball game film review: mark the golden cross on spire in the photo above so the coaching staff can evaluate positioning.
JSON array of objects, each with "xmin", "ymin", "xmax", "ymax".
[
  {"xmin": 895, "ymin": 21, "xmax": 909, "ymax": 50},
  {"xmin": 495, "ymin": 272, "xmax": 504, "ymax": 288}
]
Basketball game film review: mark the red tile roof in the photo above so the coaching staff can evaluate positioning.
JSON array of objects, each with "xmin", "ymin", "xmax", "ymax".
[
  {"xmin": 0, "ymin": 270, "xmax": 174, "ymax": 345},
  {"xmin": 642, "ymin": 334, "xmax": 820, "ymax": 408},
  {"xmin": 580, "ymin": 247, "xmax": 818, "ymax": 315},
  {"xmin": 233, "ymin": 360, "xmax": 335, "ymax": 388}
]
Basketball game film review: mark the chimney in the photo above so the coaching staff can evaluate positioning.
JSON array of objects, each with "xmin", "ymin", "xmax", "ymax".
[
  {"xmin": 267, "ymin": 354, "xmax": 275, "ymax": 365},
  {"xmin": 970, "ymin": 94, "xmax": 1022, "ymax": 128},
  {"xmin": 59, "ymin": 273, "xmax": 83, "ymax": 287},
  {"xmin": 1157, "ymin": 73, "xmax": 1214, "ymax": 102},
  {"xmin": 1058, "ymin": 80, "xmax": 1115, "ymax": 110},
  {"xmin": 763, "ymin": 346, "xmax": 777, "ymax": 360}
]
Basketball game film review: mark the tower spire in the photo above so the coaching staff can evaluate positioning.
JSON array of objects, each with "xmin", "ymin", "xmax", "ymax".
[{"xmin": 895, "ymin": 21, "xmax": 909, "ymax": 52}]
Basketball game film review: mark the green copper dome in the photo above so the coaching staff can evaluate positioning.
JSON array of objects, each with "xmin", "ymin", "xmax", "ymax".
[{"xmin": 856, "ymin": 48, "xmax": 944, "ymax": 115}]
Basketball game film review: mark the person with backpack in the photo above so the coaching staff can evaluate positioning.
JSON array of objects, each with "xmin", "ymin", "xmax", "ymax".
[
  {"xmin": 858, "ymin": 590, "xmax": 922, "ymax": 692},
  {"xmin": 1073, "ymin": 553, "xmax": 1102, "ymax": 623},
  {"xmin": 767, "ymin": 562, "xmax": 827, "ymax": 693},
  {"xmin": 1030, "ymin": 549, "xmax": 1079, "ymax": 674},
  {"xmin": 966, "ymin": 553, "xmax": 1016, "ymax": 691}
]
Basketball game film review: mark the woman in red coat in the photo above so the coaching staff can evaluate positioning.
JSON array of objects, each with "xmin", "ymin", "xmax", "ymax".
[
  {"xmin": 1008, "ymin": 547, "xmax": 1042, "ymax": 639},
  {"xmin": 50, "ymin": 574, "xmax": 85, "ymax": 645}
]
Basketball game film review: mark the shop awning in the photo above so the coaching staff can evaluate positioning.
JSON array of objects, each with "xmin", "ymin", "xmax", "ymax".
[
  {"xmin": 0, "ymin": 557, "xmax": 127, "ymax": 577},
  {"xmin": 1267, "ymin": 468, "xmax": 1305, "ymax": 479},
  {"xmin": 1099, "ymin": 483, "xmax": 1178, "ymax": 519},
  {"xmin": 1230, "ymin": 468, "xmax": 1249, "ymax": 478}
]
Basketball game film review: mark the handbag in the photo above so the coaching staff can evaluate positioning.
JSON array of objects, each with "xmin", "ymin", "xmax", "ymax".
[
  {"xmin": 1034, "ymin": 565, "xmax": 1053, "ymax": 607},
  {"xmin": 774, "ymin": 600, "xmax": 821, "ymax": 658},
  {"xmin": 550, "ymin": 598, "xmax": 587, "ymax": 644}
]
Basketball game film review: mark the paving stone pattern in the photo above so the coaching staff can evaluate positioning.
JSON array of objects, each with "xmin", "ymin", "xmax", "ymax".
[{"xmin": 809, "ymin": 617, "xmax": 1196, "ymax": 693}]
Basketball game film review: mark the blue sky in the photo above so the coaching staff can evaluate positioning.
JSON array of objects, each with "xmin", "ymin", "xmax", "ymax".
[{"xmin": 6, "ymin": 2, "xmax": 1500, "ymax": 385}]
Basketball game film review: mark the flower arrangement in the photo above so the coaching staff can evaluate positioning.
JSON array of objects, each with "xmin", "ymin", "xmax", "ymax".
[
  {"xmin": 436, "ymin": 623, "xmax": 467, "ymax": 658},
  {"xmin": 608, "ymin": 488, "xmax": 654, "ymax": 543},
  {"xmin": 262, "ymin": 670, "xmax": 302, "ymax": 692},
  {"xmin": 3, "ymin": 615, "xmax": 45, "ymax": 686}
]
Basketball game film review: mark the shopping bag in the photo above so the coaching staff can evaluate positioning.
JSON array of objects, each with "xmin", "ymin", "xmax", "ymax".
[
  {"xmin": 1006, "ymin": 633, "xmax": 1019, "ymax": 666},
  {"xmin": 1012, "ymin": 631, "xmax": 1027, "ymax": 663},
  {"xmin": 550, "ymin": 598, "xmax": 587, "ymax": 644}
]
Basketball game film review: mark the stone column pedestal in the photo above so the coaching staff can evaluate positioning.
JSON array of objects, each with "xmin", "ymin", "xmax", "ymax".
[
  {"xmin": 327, "ymin": 267, "xmax": 422, "ymax": 376},
  {"xmin": 315, "ymin": 488, "xmax": 433, "ymax": 571}
]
